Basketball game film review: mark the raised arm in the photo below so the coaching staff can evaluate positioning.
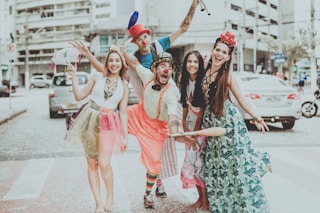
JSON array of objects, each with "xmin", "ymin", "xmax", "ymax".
[
  {"xmin": 169, "ymin": 0, "xmax": 199, "ymax": 43},
  {"xmin": 66, "ymin": 62, "xmax": 96, "ymax": 101},
  {"xmin": 120, "ymin": 47, "xmax": 140, "ymax": 70},
  {"xmin": 70, "ymin": 40, "xmax": 105, "ymax": 73}
]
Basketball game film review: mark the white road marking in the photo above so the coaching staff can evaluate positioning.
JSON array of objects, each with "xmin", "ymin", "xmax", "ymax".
[{"xmin": 2, "ymin": 158, "xmax": 55, "ymax": 201}]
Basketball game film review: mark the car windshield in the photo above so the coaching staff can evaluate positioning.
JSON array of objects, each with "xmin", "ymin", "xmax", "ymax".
[
  {"xmin": 53, "ymin": 74, "xmax": 88, "ymax": 86},
  {"xmin": 239, "ymin": 76, "xmax": 288, "ymax": 89}
]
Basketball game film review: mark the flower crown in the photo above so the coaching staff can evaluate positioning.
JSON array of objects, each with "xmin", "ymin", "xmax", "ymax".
[{"xmin": 219, "ymin": 31, "xmax": 236, "ymax": 47}]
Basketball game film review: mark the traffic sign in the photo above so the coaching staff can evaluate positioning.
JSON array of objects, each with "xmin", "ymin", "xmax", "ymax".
[
  {"xmin": 274, "ymin": 53, "xmax": 286, "ymax": 63},
  {"xmin": 5, "ymin": 43, "xmax": 16, "ymax": 59},
  {"xmin": 6, "ymin": 43, "xmax": 15, "ymax": 53}
]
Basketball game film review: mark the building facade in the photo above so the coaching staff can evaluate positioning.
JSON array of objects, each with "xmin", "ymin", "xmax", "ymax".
[{"xmin": 1, "ymin": 0, "xmax": 319, "ymax": 87}]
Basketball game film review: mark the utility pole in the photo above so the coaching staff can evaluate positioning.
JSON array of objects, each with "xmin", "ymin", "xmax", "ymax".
[
  {"xmin": 253, "ymin": 1, "xmax": 258, "ymax": 73},
  {"xmin": 24, "ymin": 14, "xmax": 30, "ymax": 89},
  {"xmin": 238, "ymin": 0, "xmax": 245, "ymax": 72},
  {"xmin": 277, "ymin": 0, "xmax": 283, "ymax": 77},
  {"xmin": 310, "ymin": 0, "xmax": 317, "ymax": 91}
]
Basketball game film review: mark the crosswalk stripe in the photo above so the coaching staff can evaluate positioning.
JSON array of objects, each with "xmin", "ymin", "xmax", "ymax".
[
  {"xmin": 111, "ymin": 155, "xmax": 133, "ymax": 212},
  {"xmin": 265, "ymin": 147, "xmax": 320, "ymax": 175},
  {"xmin": 2, "ymin": 158, "xmax": 55, "ymax": 201}
]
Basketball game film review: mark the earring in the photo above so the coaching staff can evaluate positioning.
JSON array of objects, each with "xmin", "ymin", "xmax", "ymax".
[{"xmin": 224, "ymin": 62, "xmax": 228, "ymax": 69}]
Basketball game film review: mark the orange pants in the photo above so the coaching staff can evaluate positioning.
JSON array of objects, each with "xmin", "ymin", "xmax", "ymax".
[{"xmin": 127, "ymin": 103, "xmax": 169, "ymax": 174}]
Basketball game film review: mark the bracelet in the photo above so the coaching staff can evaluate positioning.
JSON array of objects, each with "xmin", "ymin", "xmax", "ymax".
[{"xmin": 253, "ymin": 116, "xmax": 259, "ymax": 121}]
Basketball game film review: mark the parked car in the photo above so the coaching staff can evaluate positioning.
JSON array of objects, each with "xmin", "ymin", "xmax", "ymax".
[
  {"xmin": 232, "ymin": 72, "xmax": 302, "ymax": 129},
  {"xmin": 0, "ymin": 80, "xmax": 17, "ymax": 97},
  {"xmin": 30, "ymin": 75, "xmax": 52, "ymax": 88},
  {"xmin": 128, "ymin": 82, "xmax": 139, "ymax": 105},
  {"xmin": 48, "ymin": 72, "xmax": 89, "ymax": 118}
]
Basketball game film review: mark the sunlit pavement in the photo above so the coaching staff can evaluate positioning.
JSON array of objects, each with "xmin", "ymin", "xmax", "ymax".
[
  {"xmin": 1, "ymin": 139, "xmax": 320, "ymax": 213},
  {"xmin": 1, "ymin": 87, "xmax": 320, "ymax": 212}
]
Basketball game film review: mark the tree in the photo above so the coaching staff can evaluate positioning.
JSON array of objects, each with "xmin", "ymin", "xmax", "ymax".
[{"xmin": 259, "ymin": 28, "xmax": 318, "ymax": 85}]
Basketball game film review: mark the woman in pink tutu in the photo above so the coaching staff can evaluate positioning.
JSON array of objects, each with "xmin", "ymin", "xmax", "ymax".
[{"xmin": 65, "ymin": 47, "xmax": 129, "ymax": 213}]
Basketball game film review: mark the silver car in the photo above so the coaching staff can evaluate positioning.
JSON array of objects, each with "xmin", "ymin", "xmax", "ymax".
[
  {"xmin": 232, "ymin": 72, "xmax": 302, "ymax": 129},
  {"xmin": 48, "ymin": 72, "xmax": 89, "ymax": 118},
  {"xmin": 30, "ymin": 75, "xmax": 52, "ymax": 88}
]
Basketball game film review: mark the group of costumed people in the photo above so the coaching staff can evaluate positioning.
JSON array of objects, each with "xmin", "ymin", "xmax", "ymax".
[{"xmin": 65, "ymin": 0, "xmax": 272, "ymax": 212}]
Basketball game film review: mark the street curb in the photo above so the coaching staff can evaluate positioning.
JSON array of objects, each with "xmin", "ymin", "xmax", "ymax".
[{"xmin": 0, "ymin": 109, "xmax": 27, "ymax": 126}]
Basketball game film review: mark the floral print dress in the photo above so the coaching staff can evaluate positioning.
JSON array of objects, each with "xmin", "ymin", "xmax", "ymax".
[{"xmin": 202, "ymin": 81, "xmax": 271, "ymax": 212}]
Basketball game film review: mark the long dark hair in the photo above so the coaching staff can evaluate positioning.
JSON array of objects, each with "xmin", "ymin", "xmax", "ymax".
[
  {"xmin": 207, "ymin": 38, "xmax": 234, "ymax": 117},
  {"xmin": 179, "ymin": 50, "xmax": 205, "ymax": 108}
]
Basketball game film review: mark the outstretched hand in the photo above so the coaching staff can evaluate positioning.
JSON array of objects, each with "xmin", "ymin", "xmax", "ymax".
[
  {"xmin": 69, "ymin": 40, "xmax": 90, "ymax": 57},
  {"xmin": 253, "ymin": 117, "xmax": 269, "ymax": 133}
]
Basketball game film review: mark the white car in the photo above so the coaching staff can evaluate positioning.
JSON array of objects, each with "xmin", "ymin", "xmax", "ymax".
[
  {"xmin": 48, "ymin": 72, "xmax": 89, "ymax": 118},
  {"xmin": 30, "ymin": 75, "xmax": 52, "ymax": 88},
  {"xmin": 232, "ymin": 72, "xmax": 302, "ymax": 129}
]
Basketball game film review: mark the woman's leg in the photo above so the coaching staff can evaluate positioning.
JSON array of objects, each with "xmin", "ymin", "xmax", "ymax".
[
  {"xmin": 191, "ymin": 186, "xmax": 202, "ymax": 208},
  {"xmin": 199, "ymin": 187, "xmax": 209, "ymax": 210},
  {"xmin": 86, "ymin": 156, "xmax": 104, "ymax": 213},
  {"xmin": 98, "ymin": 152, "xmax": 113, "ymax": 212}
]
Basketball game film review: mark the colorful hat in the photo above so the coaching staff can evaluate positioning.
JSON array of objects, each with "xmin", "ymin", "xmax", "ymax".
[
  {"xmin": 128, "ymin": 24, "xmax": 151, "ymax": 42},
  {"xmin": 151, "ymin": 52, "xmax": 175, "ymax": 70}
]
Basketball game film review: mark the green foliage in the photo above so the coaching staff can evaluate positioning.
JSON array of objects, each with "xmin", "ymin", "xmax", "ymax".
[{"xmin": 259, "ymin": 28, "xmax": 319, "ymax": 84}]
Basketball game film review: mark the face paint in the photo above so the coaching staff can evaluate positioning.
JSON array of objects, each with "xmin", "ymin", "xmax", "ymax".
[{"xmin": 142, "ymin": 39, "xmax": 148, "ymax": 45}]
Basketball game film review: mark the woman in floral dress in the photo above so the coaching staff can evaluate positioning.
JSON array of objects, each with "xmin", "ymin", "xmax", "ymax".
[{"xmin": 194, "ymin": 32, "xmax": 272, "ymax": 212}]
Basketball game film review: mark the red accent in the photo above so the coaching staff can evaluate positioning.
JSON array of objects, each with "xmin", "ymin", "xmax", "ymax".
[
  {"xmin": 129, "ymin": 24, "xmax": 151, "ymax": 42},
  {"xmin": 142, "ymin": 39, "xmax": 148, "ymax": 45},
  {"xmin": 220, "ymin": 31, "xmax": 237, "ymax": 47},
  {"xmin": 249, "ymin": 93, "xmax": 261, "ymax": 99},
  {"xmin": 163, "ymin": 68, "xmax": 168, "ymax": 74},
  {"xmin": 48, "ymin": 89, "xmax": 55, "ymax": 98},
  {"xmin": 288, "ymin": 93, "xmax": 299, "ymax": 100}
]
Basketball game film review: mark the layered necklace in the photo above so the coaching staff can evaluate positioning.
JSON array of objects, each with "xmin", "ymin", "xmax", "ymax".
[
  {"xmin": 104, "ymin": 77, "xmax": 118, "ymax": 100},
  {"xmin": 202, "ymin": 69, "xmax": 218, "ymax": 103}
]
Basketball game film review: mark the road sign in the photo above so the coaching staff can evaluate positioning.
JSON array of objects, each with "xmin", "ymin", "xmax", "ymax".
[
  {"xmin": 5, "ymin": 43, "xmax": 16, "ymax": 59},
  {"xmin": 274, "ymin": 53, "xmax": 286, "ymax": 63},
  {"xmin": 6, "ymin": 43, "xmax": 15, "ymax": 53}
]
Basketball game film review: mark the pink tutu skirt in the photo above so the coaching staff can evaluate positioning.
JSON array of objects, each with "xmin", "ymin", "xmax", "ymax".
[{"xmin": 66, "ymin": 101, "xmax": 124, "ymax": 159}]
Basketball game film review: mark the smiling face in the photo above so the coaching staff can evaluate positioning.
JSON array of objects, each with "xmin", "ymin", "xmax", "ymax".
[
  {"xmin": 134, "ymin": 33, "xmax": 151, "ymax": 54},
  {"xmin": 154, "ymin": 62, "xmax": 173, "ymax": 86},
  {"xmin": 186, "ymin": 53, "xmax": 199, "ymax": 80},
  {"xmin": 107, "ymin": 52, "xmax": 122, "ymax": 75},
  {"xmin": 211, "ymin": 42, "xmax": 231, "ymax": 69}
]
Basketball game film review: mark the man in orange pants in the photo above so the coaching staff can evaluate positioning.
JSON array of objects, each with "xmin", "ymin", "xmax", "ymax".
[{"xmin": 122, "ymin": 51, "xmax": 194, "ymax": 209}]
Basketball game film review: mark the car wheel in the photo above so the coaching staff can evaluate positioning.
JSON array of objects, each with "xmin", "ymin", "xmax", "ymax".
[
  {"xmin": 46, "ymin": 84, "xmax": 50, "ymax": 88},
  {"xmin": 301, "ymin": 101, "xmax": 318, "ymax": 118},
  {"xmin": 281, "ymin": 120, "xmax": 295, "ymax": 129}
]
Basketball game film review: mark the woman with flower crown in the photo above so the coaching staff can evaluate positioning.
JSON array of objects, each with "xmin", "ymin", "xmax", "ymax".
[{"xmin": 193, "ymin": 32, "xmax": 273, "ymax": 212}]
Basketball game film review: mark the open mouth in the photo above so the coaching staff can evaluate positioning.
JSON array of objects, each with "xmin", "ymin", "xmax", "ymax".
[{"xmin": 159, "ymin": 74, "xmax": 170, "ymax": 83}]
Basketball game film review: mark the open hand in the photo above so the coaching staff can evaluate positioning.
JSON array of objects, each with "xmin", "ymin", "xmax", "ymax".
[{"xmin": 69, "ymin": 40, "xmax": 90, "ymax": 57}]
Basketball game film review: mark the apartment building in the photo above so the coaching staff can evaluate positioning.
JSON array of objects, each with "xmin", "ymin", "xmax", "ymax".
[{"xmin": 2, "ymin": 0, "xmax": 318, "ymax": 88}]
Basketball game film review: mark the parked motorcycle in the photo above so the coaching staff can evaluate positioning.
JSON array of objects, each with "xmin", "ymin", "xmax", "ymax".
[{"xmin": 301, "ymin": 90, "xmax": 320, "ymax": 118}]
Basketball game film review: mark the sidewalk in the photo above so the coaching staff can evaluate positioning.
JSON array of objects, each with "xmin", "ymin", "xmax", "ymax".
[{"xmin": 0, "ymin": 89, "xmax": 28, "ymax": 126}]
